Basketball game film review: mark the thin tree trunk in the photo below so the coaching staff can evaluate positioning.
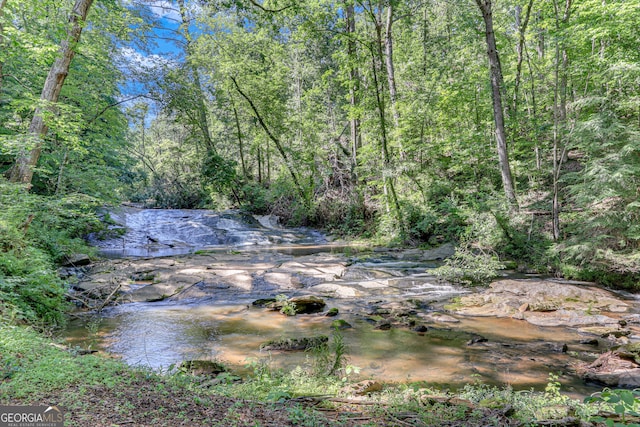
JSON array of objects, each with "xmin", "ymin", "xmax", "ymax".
[
  {"xmin": 476, "ymin": 0, "xmax": 518, "ymax": 209},
  {"xmin": 344, "ymin": 1, "xmax": 360, "ymax": 177},
  {"xmin": 177, "ymin": 0, "xmax": 215, "ymax": 152},
  {"xmin": 257, "ymin": 146, "xmax": 263, "ymax": 183},
  {"xmin": 55, "ymin": 147, "xmax": 68, "ymax": 195},
  {"xmin": 512, "ymin": 0, "xmax": 534, "ymax": 119},
  {"xmin": 551, "ymin": 0, "xmax": 572, "ymax": 240},
  {"xmin": 229, "ymin": 93, "xmax": 248, "ymax": 179},
  {"xmin": 384, "ymin": 1, "xmax": 399, "ymax": 129},
  {"xmin": 9, "ymin": 0, "xmax": 94, "ymax": 187},
  {"xmin": 0, "ymin": 0, "xmax": 7, "ymax": 102},
  {"xmin": 230, "ymin": 76, "xmax": 305, "ymax": 202},
  {"xmin": 368, "ymin": 6, "xmax": 405, "ymax": 234}
]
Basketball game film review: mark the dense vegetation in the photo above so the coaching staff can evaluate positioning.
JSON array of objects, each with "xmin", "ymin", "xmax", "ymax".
[
  {"xmin": 0, "ymin": 0, "xmax": 639, "ymax": 424},
  {"xmin": 2, "ymin": 0, "xmax": 639, "ymax": 290}
]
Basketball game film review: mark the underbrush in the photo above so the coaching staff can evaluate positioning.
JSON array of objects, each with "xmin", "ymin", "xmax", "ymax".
[{"xmin": 0, "ymin": 179, "xmax": 106, "ymax": 326}]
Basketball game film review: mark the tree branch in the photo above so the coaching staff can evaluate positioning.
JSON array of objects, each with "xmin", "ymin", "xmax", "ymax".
[{"xmin": 247, "ymin": 0, "xmax": 294, "ymax": 13}]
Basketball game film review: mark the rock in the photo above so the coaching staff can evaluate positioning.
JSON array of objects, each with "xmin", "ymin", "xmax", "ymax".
[
  {"xmin": 260, "ymin": 336, "xmax": 328, "ymax": 352},
  {"xmin": 343, "ymin": 380, "xmax": 383, "ymax": 395},
  {"xmin": 413, "ymin": 325, "xmax": 429, "ymax": 333},
  {"xmin": 419, "ymin": 312, "xmax": 460, "ymax": 324},
  {"xmin": 289, "ymin": 295, "xmax": 326, "ymax": 314},
  {"xmin": 62, "ymin": 254, "xmax": 91, "ymax": 267},
  {"xmin": 374, "ymin": 320, "xmax": 392, "ymax": 330},
  {"xmin": 421, "ymin": 243, "xmax": 456, "ymax": 261},
  {"xmin": 252, "ymin": 298, "xmax": 277, "ymax": 307},
  {"xmin": 308, "ymin": 283, "xmax": 360, "ymax": 298},
  {"xmin": 325, "ymin": 307, "xmax": 339, "ymax": 317},
  {"xmin": 467, "ymin": 334, "xmax": 488, "ymax": 345},
  {"xmin": 577, "ymin": 348, "xmax": 640, "ymax": 388},
  {"xmin": 179, "ymin": 360, "xmax": 226, "ymax": 376},
  {"xmin": 450, "ymin": 279, "xmax": 629, "ymax": 328},
  {"xmin": 331, "ymin": 319, "xmax": 352, "ymax": 330}
]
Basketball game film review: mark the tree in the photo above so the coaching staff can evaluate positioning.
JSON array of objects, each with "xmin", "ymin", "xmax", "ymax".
[
  {"xmin": 8, "ymin": 0, "xmax": 94, "ymax": 188},
  {"xmin": 475, "ymin": 0, "xmax": 518, "ymax": 209},
  {"xmin": 0, "ymin": 0, "xmax": 7, "ymax": 102}
]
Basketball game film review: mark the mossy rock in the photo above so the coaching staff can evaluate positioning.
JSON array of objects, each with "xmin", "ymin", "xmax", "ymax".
[
  {"xmin": 325, "ymin": 308, "xmax": 339, "ymax": 317},
  {"xmin": 615, "ymin": 343, "xmax": 640, "ymax": 364},
  {"xmin": 260, "ymin": 336, "xmax": 328, "ymax": 351},
  {"xmin": 252, "ymin": 298, "xmax": 277, "ymax": 307},
  {"xmin": 331, "ymin": 319, "xmax": 352, "ymax": 330},
  {"xmin": 179, "ymin": 360, "xmax": 227, "ymax": 376}
]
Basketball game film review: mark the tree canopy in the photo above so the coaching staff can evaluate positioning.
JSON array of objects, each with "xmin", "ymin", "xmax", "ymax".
[{"xmin": 1, "ymin": 0, "xmax": 640, "ymax": 286}]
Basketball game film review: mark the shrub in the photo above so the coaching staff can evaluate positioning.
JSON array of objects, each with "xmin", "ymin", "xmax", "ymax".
[{"xmin": 432, "ymin": 243, "xmax": 505, "ymax": 286}]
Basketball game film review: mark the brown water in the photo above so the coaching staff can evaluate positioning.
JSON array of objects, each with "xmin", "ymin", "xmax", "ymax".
[{"xmin": 64, "ymin": 298, "xmax": 600, "ymax": 397}]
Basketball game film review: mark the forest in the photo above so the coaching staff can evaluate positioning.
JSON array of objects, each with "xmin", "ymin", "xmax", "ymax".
[
  {"xmin": 1, "ymin": 0, "xmax": 640, "ymax": 425},
  {"xmin": 2, "ymin": 0, "xmax": 640, "ymax": 283}
]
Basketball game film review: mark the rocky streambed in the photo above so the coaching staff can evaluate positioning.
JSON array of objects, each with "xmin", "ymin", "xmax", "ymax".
[{"xmin": 62, "ymin": 208, "xmax": 640, "ymax": 396}]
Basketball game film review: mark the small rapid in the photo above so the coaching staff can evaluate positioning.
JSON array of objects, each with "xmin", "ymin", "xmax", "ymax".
[{"xmin": 90, "ymin": 207, "xmax": 327, "ymax": 258}]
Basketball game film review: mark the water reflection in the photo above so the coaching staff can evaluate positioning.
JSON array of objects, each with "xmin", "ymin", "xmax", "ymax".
[{"xmin": 66, "ymin": 298, "xmax": 598, "ymax": 397}]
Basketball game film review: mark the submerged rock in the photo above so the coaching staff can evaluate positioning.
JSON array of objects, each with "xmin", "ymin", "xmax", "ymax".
[
  {"xmin": 267, "ymin": 295, "xmax": 327, "ymax": 314},
  {"xmin": 325, "ymin": 307, "xmax": 339, "ymax": 317},
  {"xmin": 331, "ymin": 319, "xmax": 352, "ymax": 330}
]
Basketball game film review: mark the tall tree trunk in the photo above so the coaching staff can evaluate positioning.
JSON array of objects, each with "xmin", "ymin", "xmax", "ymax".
[
  {"xmin": 551, "ymin": 0, "xmax": 572, "ymax": 240},
  {"xmin": 512, "ymin": 0, "xmax": 534, "ymax": 120},
  {"xmin": 367, "ymin": 1, "xmax": 405, "ymax": 235},
  {"xmin": 344, "ymin": 1, "xmax": 360, "ymax": 177},
  {"xmin": 476, "ymin": 0, "xmax": 518, "ymax": 209},
  {"xmin": 177, "ymin": 0, "xmax": 215, "ymax": 152},
  {"xmin": 384, "ymin": 1, "xmax": 399, "ymax": 129},
  {"xmin": 9, "ymin": 0, "xmax": 94, "ymax": 187},
  {"xmin": 0, "ymin": 0, "xmax": 7, "ymax": 103},
  {"xmin": 230, "ymin": 95, "xmax": 248, "ymax": 180}
]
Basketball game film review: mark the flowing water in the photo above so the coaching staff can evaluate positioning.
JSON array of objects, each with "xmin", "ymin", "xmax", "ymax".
[{"xmin": 67, "ymin": 208, "xmax": 610, "ymax": 397}]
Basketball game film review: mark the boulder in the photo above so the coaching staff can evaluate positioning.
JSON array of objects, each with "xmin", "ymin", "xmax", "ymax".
[
  {"xmin": 449, "ymin": 279, "xmax": 629, "ymax": 327},
  {"xmin": 421, "ymin": 243, "xmax": 456, "ymax": 261},
  {"xmin": 62, "ymin": 254, "xmax": 91, "ymax": 267},
  {"xmin": 577, "ymin": 347, "xmax": 640, "ymax": 388},
  {"xmin": 289, "ymin": 295, "xmax": 326, "ymax": 314}
]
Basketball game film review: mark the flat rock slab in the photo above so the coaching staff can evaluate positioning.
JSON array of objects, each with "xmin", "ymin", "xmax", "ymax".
[{"xmin": 450, "ymin": 279, "xmax": 630, "ymax": 328}]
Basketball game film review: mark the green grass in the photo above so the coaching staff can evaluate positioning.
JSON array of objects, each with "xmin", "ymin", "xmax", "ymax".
[{"xmin": 0, "ymin": 324, "xmax": 131, "ymax": 400}]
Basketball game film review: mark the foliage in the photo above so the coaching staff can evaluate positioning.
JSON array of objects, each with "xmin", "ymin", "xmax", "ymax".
[
  {"xmin": 275, "ymin": 294, "xmax": 297, "ymax": 316},
  {"xmin": 0, "ymin": 179, "xmax": 106, "ymax": 326},
  {"xmin": 432, "ymin": 243, "xmax": 505, "ymax": 286},
  {"xmin": 585, "ymin": 388, "xmax": 640, "ymax": 427},
  {"xmin": 458, "ymin": 374, "xmax": 593, "ymax": 423}
]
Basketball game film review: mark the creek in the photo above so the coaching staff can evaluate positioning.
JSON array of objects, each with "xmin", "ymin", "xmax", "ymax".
[{"xmin": 63, "ymin": 208, "xmax": 639, "ymax": 398}]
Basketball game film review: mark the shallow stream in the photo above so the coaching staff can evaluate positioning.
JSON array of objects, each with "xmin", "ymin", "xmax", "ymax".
[{"xmin": 65, "ymin": 208, "xmax": 616, "ymax": 397}]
